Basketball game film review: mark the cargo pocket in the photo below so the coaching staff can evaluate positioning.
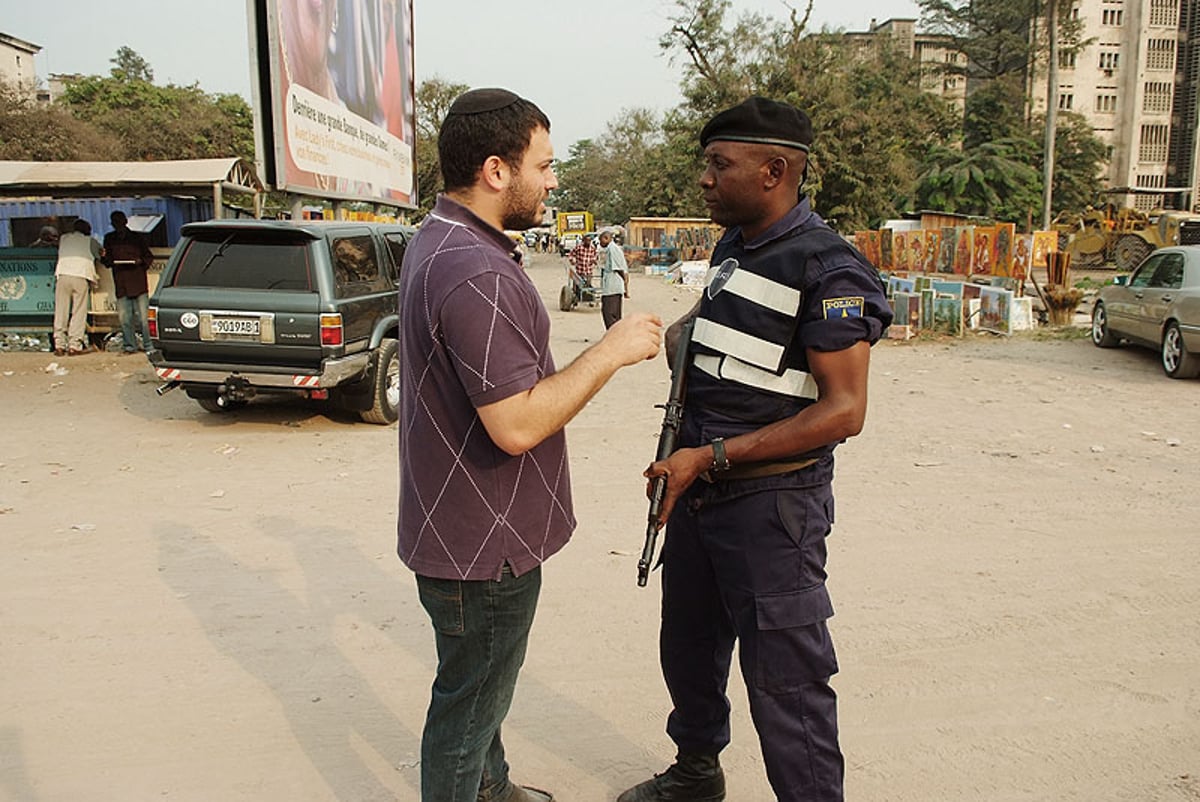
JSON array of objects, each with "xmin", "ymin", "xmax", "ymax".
[
  {"xmin": 417, "ymin": 576, "xmax": 465, "ymax": 636},
  {"xmin": 753, "ymin": 584, "xmax": 838, "ymax": 694}
]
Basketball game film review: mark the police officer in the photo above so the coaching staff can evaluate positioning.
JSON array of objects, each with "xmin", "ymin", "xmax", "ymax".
[{"xmin": 619, "ymin": 97, "xmax": 893, "ymax": 801}]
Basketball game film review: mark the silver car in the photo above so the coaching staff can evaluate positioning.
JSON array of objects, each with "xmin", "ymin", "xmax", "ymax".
[{"xmin": 1091, "ymin": 245, "xmax": 1200, "ymax": 378}]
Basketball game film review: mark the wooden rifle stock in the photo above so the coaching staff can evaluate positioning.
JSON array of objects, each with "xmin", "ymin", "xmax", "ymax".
[{"xmin": 638, "ymin": 319, "xmax": 695, "ymax": 587}]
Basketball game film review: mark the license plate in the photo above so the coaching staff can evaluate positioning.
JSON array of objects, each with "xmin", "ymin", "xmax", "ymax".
[
  {"xmin": 212, "ymin": 317, "xmax": 260, "ymax": 336},
  {"xmin": 199, "ymin": 312, "xmax": 275, "ymax": 343}
]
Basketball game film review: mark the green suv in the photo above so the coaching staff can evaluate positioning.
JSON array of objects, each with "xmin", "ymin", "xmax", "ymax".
[{"xmin": 149, "ymin": 219, "xmax": 413, "ymax": 424}]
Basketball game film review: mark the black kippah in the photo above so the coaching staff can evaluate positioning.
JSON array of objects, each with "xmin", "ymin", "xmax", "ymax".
[
  {"xmin": 700, "ymin": 96, "xmax": 813, "ymax": 152},
  {"xmin": 447, "ymin": 88, "xmax": 521, "ymax": 116}
]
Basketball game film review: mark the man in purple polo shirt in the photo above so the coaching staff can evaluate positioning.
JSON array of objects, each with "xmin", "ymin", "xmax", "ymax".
[{"xmin": 397, "ymin": 88, "xmax": 663, "ymax": 802}]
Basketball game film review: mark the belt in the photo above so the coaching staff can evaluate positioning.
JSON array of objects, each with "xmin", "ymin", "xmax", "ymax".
[{"xmin": 700, "ymin": 457, "xmax": 819, "ymax": 483}]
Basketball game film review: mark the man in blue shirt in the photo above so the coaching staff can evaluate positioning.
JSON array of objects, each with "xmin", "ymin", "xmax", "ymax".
[{"xmin": 597, "ymin": 228, "xmax": 629, "ymax": 329}]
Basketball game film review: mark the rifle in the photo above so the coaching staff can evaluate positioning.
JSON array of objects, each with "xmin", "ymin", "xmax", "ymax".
[{"xmin": 638, "ymin": 318, "xmax": 695, "ymax": 587}]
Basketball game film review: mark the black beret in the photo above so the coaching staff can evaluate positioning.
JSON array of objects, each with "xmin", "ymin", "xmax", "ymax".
[
  {"xmin": 447, "ymin": 88, "xmax": 521, "ymax": 116},
  {"xmin": 700, "ymin": 96, "xmax": 813, "ymax": 152}
]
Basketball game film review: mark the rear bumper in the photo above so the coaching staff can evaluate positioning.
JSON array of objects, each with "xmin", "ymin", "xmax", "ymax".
[{"xmin": 149, "ymin": 350, "xmax": 370, "ymax": 390}]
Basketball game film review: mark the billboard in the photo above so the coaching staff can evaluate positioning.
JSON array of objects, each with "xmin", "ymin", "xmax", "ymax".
[{"xmin": 248, "ymin": 0, "xmax": 416, "ymax": 208}]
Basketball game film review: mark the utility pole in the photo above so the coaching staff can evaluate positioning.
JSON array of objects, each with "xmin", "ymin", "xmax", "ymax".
[{"xmin": 1041, "ymin": 0, "xmax": 1059, "ymax": 230}]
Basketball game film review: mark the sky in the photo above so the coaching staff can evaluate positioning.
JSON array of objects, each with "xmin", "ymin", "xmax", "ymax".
[{"xmin": 5, "ymin": 0, "xmax": 921, "ymax": 152}]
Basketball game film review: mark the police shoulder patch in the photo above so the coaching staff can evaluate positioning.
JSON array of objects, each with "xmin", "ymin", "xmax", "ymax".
[{"xmin": 822, "ymin": 296, "xmax": 864, "ymax": 320}]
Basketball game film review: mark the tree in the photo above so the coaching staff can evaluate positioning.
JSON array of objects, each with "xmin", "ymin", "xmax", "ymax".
[
  {"xmin": 110, "ymin": 45, "xmax": 154, "ymax": 83},
  {"xmin": 1041, "ymin": 112, "xmax": 1107, "ymax": 214},
  {"xmin": 917, "ymin": 0, "xmax": 1095, "ymax": 221},
  {"xmin": 0, "ymin": 79, "xmax": 122, "ymax": 161},
  {"xmin": 658, "ymin": 0, "xmax": 959, "ymax": 229},
  {"xmin": 58, "ymin": 49, "xmax": 254, "ymax": 161},
  {"xmin": 909, "ymin": 138, "xmax": 1042, "ymax": 220},
  {"xmin": 413, "ymin": 77, "xmax": 470, "ymax": 215}
]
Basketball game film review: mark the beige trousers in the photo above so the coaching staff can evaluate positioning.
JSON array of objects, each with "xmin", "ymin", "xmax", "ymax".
[{"xmin": 53, "ymin": 275, "xmax": 91, "ymax": 352}]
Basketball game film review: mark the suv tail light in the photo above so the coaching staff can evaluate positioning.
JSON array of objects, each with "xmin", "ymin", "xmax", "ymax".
[
  {"xmin": 320, "ymin": 314, "xmax": 343, "ymax": 346},
  {"xmin": 148, "ymin": 306, "xmax": 158, "ymax": 338}
]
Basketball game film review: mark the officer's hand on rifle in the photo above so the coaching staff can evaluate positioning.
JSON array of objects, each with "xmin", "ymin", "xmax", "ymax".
[{"xmin": 643, "ymin": 445, "xmax": 711, "ymax": 528}]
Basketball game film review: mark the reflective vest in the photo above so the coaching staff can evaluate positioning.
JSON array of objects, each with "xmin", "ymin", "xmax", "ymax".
[{"xmin": 691, "ymin": 225, "xmax": 854, "ymax": 402}]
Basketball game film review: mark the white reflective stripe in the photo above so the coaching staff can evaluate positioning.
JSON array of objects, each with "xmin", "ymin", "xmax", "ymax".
[
  {"xmin": 694, "ymin": 353, "xmax": 818, "ymax": 399},
  {"xmin": 723, "ymin": 269, "xmax": 801, "ymax": 316},
  {"xmin": 693, "ymin": 317, "xmax": 784, "ymax": 372}
]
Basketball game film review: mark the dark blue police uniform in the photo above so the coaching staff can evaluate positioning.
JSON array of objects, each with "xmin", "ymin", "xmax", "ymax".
[{"xmin": 659, "ymin": 195, "xmax": 892, "ymax": 801}]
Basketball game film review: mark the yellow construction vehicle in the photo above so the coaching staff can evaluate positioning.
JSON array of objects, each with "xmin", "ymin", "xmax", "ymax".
[{"xmin": 1052, "ymin": 204, "xmax": 1200, "ymax": 270}]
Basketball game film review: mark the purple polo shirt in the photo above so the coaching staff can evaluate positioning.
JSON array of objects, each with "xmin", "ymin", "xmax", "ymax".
[{"xmin": 397, "ymin": 196, "xmax": 575, "ymax": 580}]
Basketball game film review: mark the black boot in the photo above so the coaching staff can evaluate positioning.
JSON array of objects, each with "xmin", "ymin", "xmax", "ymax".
[{"xmin": 616, "ymin": 753, "xmax": 725, "ymax": 801}]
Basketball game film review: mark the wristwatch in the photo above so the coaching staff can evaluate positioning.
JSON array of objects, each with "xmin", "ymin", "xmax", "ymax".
[{"xmin": 710, "ymin": 437, "xmax": 731, "ymax": 473}]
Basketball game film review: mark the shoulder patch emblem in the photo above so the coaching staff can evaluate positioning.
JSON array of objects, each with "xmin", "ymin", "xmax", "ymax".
[{"xmin": 823, "ymin": 296, "xmax": 864, "ymax": 320}]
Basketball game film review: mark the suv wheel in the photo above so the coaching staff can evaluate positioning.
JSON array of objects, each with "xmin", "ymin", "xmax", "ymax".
[{"xmin": 361, "ymin": 338, "xmax": 400, "ymax": 424}]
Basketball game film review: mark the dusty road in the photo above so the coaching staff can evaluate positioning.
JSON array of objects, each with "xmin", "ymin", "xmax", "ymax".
[{"xmin": 2, "ymin": 252, "xmax": 1198, "ymax": 801}]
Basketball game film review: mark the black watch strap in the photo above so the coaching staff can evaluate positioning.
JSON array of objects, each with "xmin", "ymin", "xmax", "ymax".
[{"xmin": 710, "ymin": 437, "xmax": 731, "ymax": 473}]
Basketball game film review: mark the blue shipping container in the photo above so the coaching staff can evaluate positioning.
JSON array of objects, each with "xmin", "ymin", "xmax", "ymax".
[{"xmin": 0, "ymin": 196, "xmax": 214, "ymax": 248}]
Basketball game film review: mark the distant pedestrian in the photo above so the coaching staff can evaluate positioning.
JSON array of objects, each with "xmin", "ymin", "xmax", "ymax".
[
  {"xmin": 598, "ymin": 228, "xmax": 629, "ymax": 329},
  {"xmin": 53, "ymin": 219, "xmax": 101, "ymax": 356},
  {"xmin": 101, "ymin": 211, "xmax": 154, "ymax": 354},
  {"xmin": 31, "ymin": 225, "xmax": 60, "ymax": 248}
]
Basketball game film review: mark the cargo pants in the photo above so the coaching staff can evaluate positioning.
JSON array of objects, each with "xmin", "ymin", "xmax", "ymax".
[{"xmin": 659, "ymin": 472, "xmax": 844, "ymax": 801}]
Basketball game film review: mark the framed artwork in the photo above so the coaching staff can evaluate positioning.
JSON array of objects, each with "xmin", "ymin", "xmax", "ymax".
[
  {"xmin": 978, "ymin": 286, "xmax": 1013, "ymax": 335},
  {"xmin": 992, "ymin": 223, "xmax": 1015, "ymax": 278},
  {"xmin": 1012, "ymin": 234, "xmax": 1033, "ymax": 282},
  {"xmin": 954, "ymin": 226, "xmax": 974, "ymax": 275},
  {"xmin": 973, "ymin": 226, "xmax": 995, "ymax": 275},
  {"xmin": 922, "ymin": 230, "xmax": 941, "ymax": 274},
  {"xmin": 938, "ymin": 227, "xmax": 957, "ymax": 274},
  {"xmin": 932, "ymin": 296, "xmax": 964, "ymax": 335}
]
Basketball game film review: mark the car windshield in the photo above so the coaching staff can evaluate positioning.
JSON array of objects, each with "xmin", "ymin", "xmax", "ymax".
[{"xmin": 172, "ymin": 232, "xmax": 313, "ymax": 291}]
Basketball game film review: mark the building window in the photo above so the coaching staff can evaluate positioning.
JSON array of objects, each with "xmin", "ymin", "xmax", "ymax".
[
  {"xmin": 1150, "ymin": 0, "xmax": 1179, "ymax": 27},
  {"xmin": 1058, "ymin": 93, "xmax": 1075, "ymax": 110},
  {"xmin": 1095, "ymin": 94, "xmax": 1118, "ymax": 112},
  {"xmin": 1146, "ymin": 39, "xmax": 1176, "ymax": 71},
  {"xmin": 1058, "ymin": 50, "xmax": 1077, "ymax": 68},
  {"xmin": 1102, "ymin": 8, "xmax": 1124, "ymax": 24},
  {"xmin": 1139, "ymin": 124, "xmax": 1170, "ymax": 163},
  {"xmin": 1099, "ymin": 51, "xmax": 1120, "ymax": 71},
  {"xmin": 1144, "ymin": 81, "xmax": 1174, "ymax": 114}
]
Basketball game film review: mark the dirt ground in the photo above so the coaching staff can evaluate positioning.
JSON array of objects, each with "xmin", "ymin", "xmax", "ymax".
[{"xmin": 2, "ymin": 251, "xmax": 1198, "ymax": 802}]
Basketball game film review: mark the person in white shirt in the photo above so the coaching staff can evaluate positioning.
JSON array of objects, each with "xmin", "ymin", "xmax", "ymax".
[
  {"xmin": 598, "ymin": 228, "xmax": 629, "ymax": 329},
  {"xmin": 53, "ymin": 219, "xmax": 101, "ymax": 356}
]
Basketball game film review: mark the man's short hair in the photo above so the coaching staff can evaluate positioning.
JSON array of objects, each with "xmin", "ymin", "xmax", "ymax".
[
  {"xmin": 72, "ymin": 219, "xmax": 91, "ymax": 235},
  {"xmin": 438, "ymin": 88, "xmax": 551, "ymax": 192}
]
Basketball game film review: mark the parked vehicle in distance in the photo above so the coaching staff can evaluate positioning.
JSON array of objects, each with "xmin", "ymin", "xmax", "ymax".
[
  {"xmin": 148, "ymin": 219, "xmax": 414, "ymax": 422},
  {"xmin": 1091, "ymin": 245, "xmax": 1200, "ymax": 378},
  {"xmin": 558, "ymin": 233, "xmax": 581, "ymax": 255}
]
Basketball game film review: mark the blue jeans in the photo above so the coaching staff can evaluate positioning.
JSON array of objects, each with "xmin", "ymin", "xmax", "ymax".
[
  {"xmin": 416, "ymin": 565, "xmax": 541, "ymax": 802},
  {"xmin": 118, "ymin": 293, "xmax": 151, "ymax": 351}
]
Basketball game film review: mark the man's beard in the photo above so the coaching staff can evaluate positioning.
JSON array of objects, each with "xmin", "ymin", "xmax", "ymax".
[{"xmin": 500, "ymin": 179, "xmax": 542, "ymax": 231}]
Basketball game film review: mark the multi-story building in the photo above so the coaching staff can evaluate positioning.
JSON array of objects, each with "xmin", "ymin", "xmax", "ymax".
[
  {"xmin": 0, "ymin": 32, "xmax": 43, "ymax": 100},
  {"xmin": 1029, "ymin": 0, "xmax": 1200, "ymax": 211},
  {"xmin": 844, "ymin": 18, "xmax": 969, "ymax": 113}
]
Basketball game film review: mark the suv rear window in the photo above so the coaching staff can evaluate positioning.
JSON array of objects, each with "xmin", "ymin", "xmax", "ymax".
[{"xmin": 171, "ymin": 232, "xmax": 313, "ymax": 291}]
